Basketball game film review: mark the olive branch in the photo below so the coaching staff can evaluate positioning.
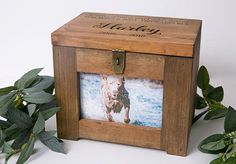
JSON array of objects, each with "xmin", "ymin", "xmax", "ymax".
[{"xmin": 0, "ymin": 68, "xmax": 64, "ymax": 164}]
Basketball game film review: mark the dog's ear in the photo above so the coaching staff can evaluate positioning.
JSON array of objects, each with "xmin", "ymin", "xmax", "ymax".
[
  {"xmin": 101, "ymin": 75, "xmax": 108, "ymax": 80},
  {"xmin": 122, "ymin": 77, "xmax": 125, "ymax": 83}
]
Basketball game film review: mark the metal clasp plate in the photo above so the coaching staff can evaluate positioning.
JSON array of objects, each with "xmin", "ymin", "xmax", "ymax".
[{"xmin": 112, "ymin": 50, "xmax": 126, "ymax": 74}]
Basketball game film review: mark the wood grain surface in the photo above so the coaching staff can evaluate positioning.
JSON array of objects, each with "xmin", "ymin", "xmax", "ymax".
[
  {"xmin": 52, "ymin": 12, "xmax": 202, "ymax": 57},
  {"xmin": 52, "ymin": 12, "xmax": 202, "ymax": 156},
  {"xmin": 53, "ymin": 46, "xmax": 79, "ymax": 140},
  {"xmin": 76, "ymin": 48, "xmax": 165, "ymax": 80},
  {"xmin": 79, "ymin": 119, "xmax": 162, "ymax": 149}
]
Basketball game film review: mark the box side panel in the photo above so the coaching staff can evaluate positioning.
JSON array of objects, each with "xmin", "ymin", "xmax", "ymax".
[
  {"xmin": 162, "ymin": 56, "xmax": 193, "ymax": 156},
  {"xmin": 53, "ymin": 46, "xmax": 79, "ymax": 139}
]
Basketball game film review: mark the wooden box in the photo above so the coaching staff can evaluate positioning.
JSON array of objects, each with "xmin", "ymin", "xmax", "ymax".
[{"xmin": 52, "ymin": 12, "xmax": 202, "ymax": 156}]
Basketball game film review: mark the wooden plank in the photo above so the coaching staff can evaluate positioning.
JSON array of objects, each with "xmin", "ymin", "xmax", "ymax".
[
  {"xmin": 79, "ymin": 119, "xmax": 162, "ymax": 149},
  {"xmin": 191, "ymin": 24, "xmax": 201, "ymax": 119},
  {"xmin": 162, "ymin": 56, "xmax": 193, "ymax": 156},
  {"xmin": 53, "ymin": 46, "xmax": 79, "ymax": 140},
  {"xmin": 76, "ymin": 48, "xmax": 165, "ymax": 80},
  {"xmin": 52, "ymin": 12, "xmax": 202, "ymax": 57}
]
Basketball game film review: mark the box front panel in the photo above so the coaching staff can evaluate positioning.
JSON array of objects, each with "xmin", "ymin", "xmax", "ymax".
[{"xmin": 76, "ymin": 48, "xmax": 165, "ymax": 149}]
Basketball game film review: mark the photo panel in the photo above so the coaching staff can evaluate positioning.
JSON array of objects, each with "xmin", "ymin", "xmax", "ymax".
[{"xmin": 80, "ymin": 73, "xmax": 163, "ymax": 128}]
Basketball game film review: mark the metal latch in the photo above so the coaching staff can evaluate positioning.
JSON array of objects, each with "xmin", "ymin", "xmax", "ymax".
[{"xmin": 112, "ymin": 50, "xmax": 126, "ymax": 74}]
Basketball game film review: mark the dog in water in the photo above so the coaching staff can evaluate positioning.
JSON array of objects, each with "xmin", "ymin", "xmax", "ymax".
[{"xmin": 101, "ymin": 75, "xmax": 130, "ymax": 123}]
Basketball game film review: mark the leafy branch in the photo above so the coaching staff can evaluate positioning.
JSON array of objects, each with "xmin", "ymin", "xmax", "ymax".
[
  {"xmin": 198, "ymin": 107, "xmax": 236, "ymax": 163},
  {"xmin": 0, "ymin": 68, "xmax": 64, "ymax": 164},
  {"xmin": 193, "ymin": 66, "xmax": 228, "ymax": 124},
  {"xmin": 195, "ymin": 66, "xmax": 236, "ymax": 163}
]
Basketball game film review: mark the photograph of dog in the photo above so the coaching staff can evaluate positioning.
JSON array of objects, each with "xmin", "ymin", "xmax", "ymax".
[
  {"xmin": 80, "ymin": 73, "xmax": 163, "ymax": 128},
  {"xmin": 101, "ymin": 75, "xmax": 130, "ymax": 123}
]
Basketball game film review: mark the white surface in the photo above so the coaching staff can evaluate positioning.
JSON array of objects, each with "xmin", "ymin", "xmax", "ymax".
[{"xmin": 0, "ymin": 0, "xmax": 236, "ymax": 163}]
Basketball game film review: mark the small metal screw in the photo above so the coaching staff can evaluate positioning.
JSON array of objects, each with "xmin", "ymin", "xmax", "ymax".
[{"xmin": 116, "ymin": 58, "xmax": 120, "ymax": 65}]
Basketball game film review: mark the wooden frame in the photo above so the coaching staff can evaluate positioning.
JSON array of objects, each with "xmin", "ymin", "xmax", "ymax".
[{"xmin": 52, "ymin": 12, "xmax": 201, "ymax": 157}]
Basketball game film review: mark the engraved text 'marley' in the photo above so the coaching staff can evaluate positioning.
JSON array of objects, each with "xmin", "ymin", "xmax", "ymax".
[{"xmin": 93, "ymin": 23, "xmax": 161, "ymax": 35}]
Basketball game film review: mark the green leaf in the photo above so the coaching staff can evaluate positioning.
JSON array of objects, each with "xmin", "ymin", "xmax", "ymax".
[
  {"xmin": 208, "ymin": 84, "xmax": 215, "ymax": 93},
  {"xmin": 44, "ymin": 82, "xmax": 54, "ymax": 94},
  {"xmin": 23, "ymin": 91, "xmax": 54, "ymax": 104},
  {"xmin": 0, "ymin": 91, "xmax": 17, "ymax": 115},
  {"xmin": 2, "ymin": 142, "xmax": 14, "ymax": 153},
  {"xmin": 224, "ymin": 156, "xmax": 236, "ymax": 164},
  {"xmin": 4, "ymin": 124, "xmax": 18, "ymax": 137},
  {"xmin": 195, "ymin": 93, "xmax": 207, "ymax": 109},
  {"xmin": 23, "ymin": 76, "xmax": 54, "ymax": 94},
  {"xmin": 197, "ymin": 66, "xmax": 210, "ymax": 90},
  {"xmin": 39, "ymin": 131, "xmax": 65, "ymax": 153},
  {"xmin": 5, "ymin": 149, "xmax": 21, "ymax": 164},
  {"xmin": 6, "ymin": 108, "xmax": 33, "ymax": 129},
  {"xmin": 201, "ymin": 139, "xmax": 226, "ymax": 151},
  {"xmin": 1, "ymin": 124, "xmax": 19, "ymax": 145},
  {"xmin": 204, "ymin": 108, "xmax": 228, "ymax": 120},
  {"xmin": 224, "ymin": 107, "xmax": 236, "ymax": 133},
  {"xmin": 27, "ymin": 104, "xmax": 36, "ymax": 117},
  {"xmin": 210, "ymin": 157, "xmax": 223, "ymax": 164},
  {"xmin": 39, "ymin": 100, "xmax": 57, "ymax": 111},
  {"xmin": 16, "ymin": 68, "xmax": 43, "ymax": 90},
  {"xmin": 11, "ymin": 129, "xmax": 30, "ymax": 150},
  {"xmin": 208, "ymin": 86, "xmax": 224, "ymax": 102},
  {"xmin": 41, "ymin": 107, "xmax": 60, "ymax": 120},
  {"xmin": 33, "ymin": 112, "xmax": 45, "ymax": 134},
  {"xmin": 198, "ymin": 134, "xmax": 228, "ymax": 154},
  {"xmin": 16, "ymin": 136, "xmax": 35, "ymax": 164},
  {"xmin": 0, "ymin": 86, "xmax": 17, "ymax": 96},
  {"xmin": 0, "ymin": 120, "xmax": 11, "ymax": 129},
  {"xmin": 38, "ymin": 130, "xmax": 56, "ymax": 140},
  {"xmin": 192, "ymin": 110, "xmax": 208, "ymax": 124}
]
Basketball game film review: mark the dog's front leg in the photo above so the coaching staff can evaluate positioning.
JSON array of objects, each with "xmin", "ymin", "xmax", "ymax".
[
  {"xmin": 124, "ymin": 107, "xmax": 130, "ymax": 123},
  {"xmin": 106, "ymin": 110, "xmax": 113, "ymax": 122}
]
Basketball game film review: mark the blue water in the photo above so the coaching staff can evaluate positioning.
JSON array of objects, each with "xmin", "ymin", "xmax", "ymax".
[{"xmin": 80, "ymin": 73, "xmax": 163, "ymax": 128}]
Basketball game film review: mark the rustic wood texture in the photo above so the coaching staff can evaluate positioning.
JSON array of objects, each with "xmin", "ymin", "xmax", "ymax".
[
  {"xmin": 53, "ymin": 46, "xmax": 79, "ymax": 140},
  {"xmin": 191, "ymin": 24, "xmax": 201, "ymax": 119},
  {"xmin": 76, "ymin": 48, "xmax": 165, "ymax": 80},
  {"xmin": 52, "ymin": 12, "xmax": 202, "ymax": 57},
  {"xmin": 79, "ymin": 119, "xmax": 162, "ymax": 149},
  {"xmin": 52, "ymin": 12, "xmax": 202, "ymax": 156},
  {"xmin": 161, "ymin": 56, "xmax": 194, "ymax": 156}
]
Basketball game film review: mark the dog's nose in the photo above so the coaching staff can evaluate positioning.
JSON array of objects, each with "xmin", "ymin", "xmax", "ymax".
[{"xmin": 112, "ymin": 90, "xmax": 119, "ymax": 96}]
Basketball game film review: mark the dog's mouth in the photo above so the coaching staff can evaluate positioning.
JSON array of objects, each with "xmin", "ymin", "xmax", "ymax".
[{"xmin": 111, "ymin": 96, "xmax": 118, "ymax": 100}]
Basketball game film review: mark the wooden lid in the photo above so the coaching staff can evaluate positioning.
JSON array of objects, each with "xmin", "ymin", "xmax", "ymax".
[{"xmin": 52, "ymin": 12, "xmax": 202, "ymax": 57}]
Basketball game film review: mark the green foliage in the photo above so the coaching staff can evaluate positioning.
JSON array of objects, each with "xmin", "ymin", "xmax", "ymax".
[
  {"xmin": 23, "ymin": 91, "xmax": 54, "ymax": 104},
  {"xmin": 224, "ymin": 107, "xmax": 236, "ymax": 133},
  {"xmin": 204, "ymin": 109, "xmax": 228, "ymax": 120},
  {"xmin": 0, "ymin": 68, "xmax": 64, "ymax": 164},
  {"xmin": 208, "ymin": 87, "xmax": 224, "ymax": 102},
  {"xmin": 198, "ymin": 107, "xmax": 236, "ymax": 163},
  {"xmin": 198, "ymin": 134, "xmax": 228, "ymax": 154},
  {"xmin": 195, "ymin": 65, "xmax": 236, "ymax": 163},
  {"xmin": 32, "ymin": 112, "xmax": 45, "ymax": 134},
  {"xmin": 39, "ymin": 131, "xmax": 65, "ymax": 153},
  {"xmin": 193, "ymin": 66, "xmax": 228, "ymax": 124},
  {"xmin": 197, "ymin": 66, "xmax": 210, "ymax": 91}
]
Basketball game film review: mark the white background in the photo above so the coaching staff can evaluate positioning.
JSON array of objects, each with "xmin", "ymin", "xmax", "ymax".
[{"xmin": 0, "ymin": 0, "xmax": 236, "ymax": 163}]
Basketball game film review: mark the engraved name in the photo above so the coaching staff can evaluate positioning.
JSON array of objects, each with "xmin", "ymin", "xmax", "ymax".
[{"xmin": 93, "ymin": 23, "xmax": 161, "ymax": 35}]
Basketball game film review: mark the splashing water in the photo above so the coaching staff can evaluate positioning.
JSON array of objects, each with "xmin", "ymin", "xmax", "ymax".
[{"xmin": 80, "ymin": 73, "xmax": 163, "ymax": 128}]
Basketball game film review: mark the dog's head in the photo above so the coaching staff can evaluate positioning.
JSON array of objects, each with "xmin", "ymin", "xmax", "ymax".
[{"xmin": 102, "ymin": 75, "xmax": 125, "ymax": 100}]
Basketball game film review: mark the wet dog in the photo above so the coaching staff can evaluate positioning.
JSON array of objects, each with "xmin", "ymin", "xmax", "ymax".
[{"xmin": 101, "ymin": 75, "xmax": 130, "ymax": 123}]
